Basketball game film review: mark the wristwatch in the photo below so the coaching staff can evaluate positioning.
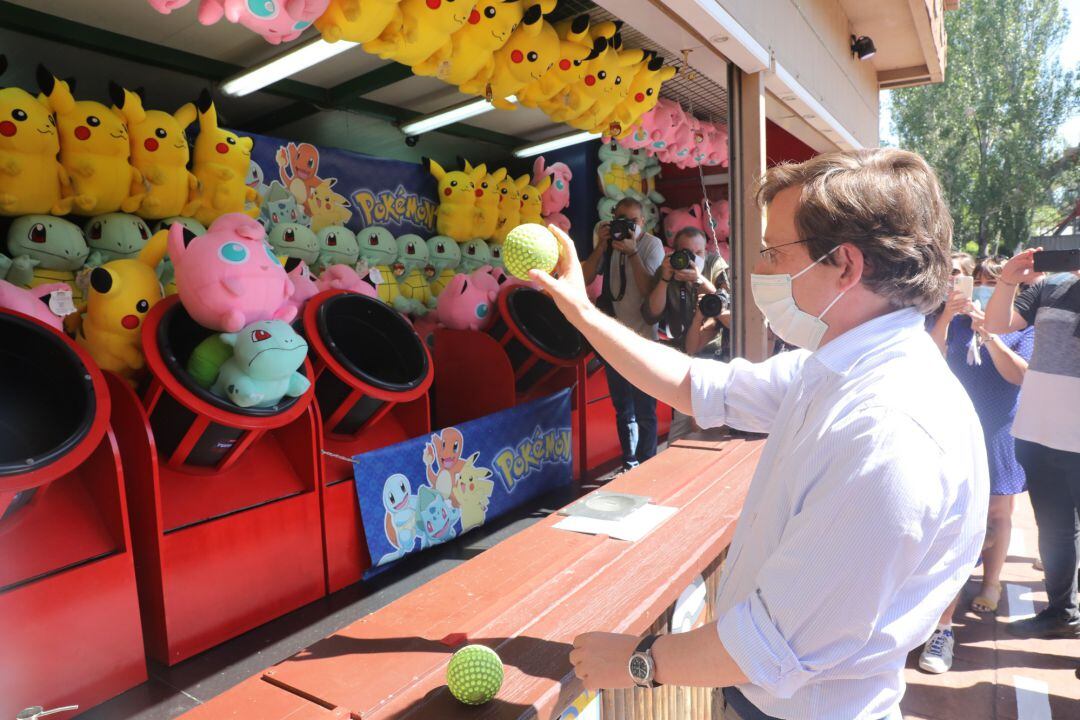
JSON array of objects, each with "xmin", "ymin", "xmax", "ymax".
[{"xmin": 628, "ymin": 635, "xmax": 663, "ymax": 689}]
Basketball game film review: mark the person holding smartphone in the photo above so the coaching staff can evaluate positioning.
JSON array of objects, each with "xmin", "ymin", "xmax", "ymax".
[
  {"xmin": 919, "ymin": 255, "xmax": 1034, "ymax": 673},
  {"xmin": 984, "ymin": 247, "xmax": 1080, "ymax": 640}
]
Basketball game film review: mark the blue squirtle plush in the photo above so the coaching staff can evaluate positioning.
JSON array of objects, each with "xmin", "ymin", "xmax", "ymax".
[{"xmin": 211, "ymin": 320, "xmax": 311, "ymax": 408}]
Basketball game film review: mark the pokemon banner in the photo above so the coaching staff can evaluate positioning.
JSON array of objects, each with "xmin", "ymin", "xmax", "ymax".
[
  {"xmin": 238, "ymin": 131, "xmax": 439, "ymax": 236},
  {"xmin": 355, "ymin": 389, "xmax": 573, "ymax": 574}
]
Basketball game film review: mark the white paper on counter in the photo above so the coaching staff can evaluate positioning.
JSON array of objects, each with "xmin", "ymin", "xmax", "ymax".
[{"xmin": 553, "ymin": 503, "xmax": 678, "ymax": 542}]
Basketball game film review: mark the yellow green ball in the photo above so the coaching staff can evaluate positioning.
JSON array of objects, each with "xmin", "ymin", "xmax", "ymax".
[
  {"xmin": 503, "ymin": 223, "xmax": 559, "ymax": 280},
  {"xmin": 446, "ymin": 644, "xmax": 504, "ymax": 705}
]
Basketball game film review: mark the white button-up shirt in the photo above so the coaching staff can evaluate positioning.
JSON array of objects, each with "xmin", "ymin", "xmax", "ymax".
[{"xmin": 691, "ymin": 308, "xmax": 988, "ymax": 720}]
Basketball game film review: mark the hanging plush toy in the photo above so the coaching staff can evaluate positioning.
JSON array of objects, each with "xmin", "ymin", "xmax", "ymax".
[
  {"xmin": 459, "ymin": 4, "xmax": 559, "ymax": 110},
  {"xmin": 493, "ymin": 173, "xmax": 529, "ymax": 243},
  {"xmin": 356, "ymin": 225, "xmax": 400, "ymax": 306},
  {"xmin": 603, "ymin": 55, "xmax": 676, "ymax": 137},
  {"xmin": 192, "ymin": 90, "xmax": 261, "ymax": 227},
  {"xmin": 543, "ymin": 26, "xmax": 628, "ymax": 123},
  {"xmin": 394, "ymin": 233, "xmax": 434, "ymax": 315},
  {"xmin": 307, "ymin": 178, "xmax": 353, "ymax": 232},
  {"xmin": 518, "ymin": 173, "xmax": 551, "ymax": 226},
  {"xmin": 314, "ymin": 225, "xmax": 359, "ymax": 274},
  {"xmin": 84, "ymin": 213, "xmax": 153, "ymax": 267},
  {"xmin": 110, "ymin": 84, "xmax": 200, "ymax": 221},
  {"xmin": 364, "ymin": 0, "xmax": 473, "ymax": 67},
  {"xmin": 315, "ymin": 0, "xmax": 402, "ymax": 44},
  {"xmin": 0, "ymin": 280, "xmax": 73, "ymax": 332},
  {"xmin": 268, "ymin": 222, "xmax": 320, "ymax": 266},
  {"xmin": 661, "ymin": 203, "xmax": 706, "ymax": 244},
  {"xmin": 76, "ymin": 229, "xmax": 168, "ymax": 385},
  {"xmin": 413, "ymin": 0, "xmax": 525, "ymax": 85},
  {"xmin": 460, "ymin": 160, "xmax": 505, "ymax": 241},
  {"xmin": 565, "ymin": 43, "xmax": 647, "ymax": 133},
  {"xmin": 5, "ymin": 215, "xmax": 90, "ymax": 305},
  {"xmin": 37, "ymin": 67, "xmax": 145, "ymax": 216},
  {"xmin": 426, "ymin": 157, "xmax": 485, "ymax": 243},
  {"xmin": 516, "ymin": 15, "xmax": 598, "ymax": 109},
  {"xmin": 533, "ymin": 156, "xmax": 572, "ymax": 233},
  {"xmin": 426, "ymin": 234, "xmax": 460, "ymax": 297},
  {"xmin": 147, "ymin": 0, "xmax": 331, "ymax": 45},
  {"xmin": 0, "ymin": 56, "xmax": 74, "ymax": 216},
  {"xmin": 169, "ymin": 213, "xmax": 296, "ymax": 332},
  {"xmin": 458, "ymin": 239, "xmax": 492, "ymax": 274},
  {"xmin": 211, "ymin": 320, "xmax": 311, "ymax": 408}
]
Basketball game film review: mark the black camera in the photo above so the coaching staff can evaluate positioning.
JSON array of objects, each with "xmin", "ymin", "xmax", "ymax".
[
  {"xmin": 608, "ymin": 217, "xmax": 637, "ymax": 243},
  {"xmin": 698, "ymin": 292, "xmax": 726, "ymax": 318},
  {"xmin": 669, "ymin": 249, "xmax": 694, "ymax": 271}
]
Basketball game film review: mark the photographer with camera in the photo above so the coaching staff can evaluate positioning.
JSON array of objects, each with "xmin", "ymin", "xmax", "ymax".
[
  {"xmin": 582, "ymin": 197, "xmax": 666, "ymax": 470},
  {"xmin": 642, "ymin": 227, "xmax": 730, "ymax": 441}
]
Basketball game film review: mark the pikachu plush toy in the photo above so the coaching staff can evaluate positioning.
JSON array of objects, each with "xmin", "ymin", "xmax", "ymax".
[
  {"xmin": 0, "ymin": 55, "xmax": 74, "ymax": 216},
  {"xmin": 543, "ymin": 25, "xmax": 625, "ymax": 123},
  {"xmin": 77, "ymin": 229, "xmax": 168, "ymax": 386},
  {"xmin": 561, "ymin": 36, "xmax": 646, "ymax": 131},
  {"xmin": 425, "ymin": 157, "xmax": 485, "ymax": 243},
  {"xmin": 412, "ymin": 0, "xmax": 525, "ymax": 85},
  {"xmin": 459, "ymin": 4, "xmax": 559, "ymax": 110},
  {"xmin": 493, "ymin": 172, "xmax": 530, "ymax": 243},
  {"xmin": 515, "ymin": 15, "xmax": 603, "ymax": 109},
  {"xmin": 191, "ymin": 90, "xmax": 261, "ymax": 227},
  {"xmin": 518, "ymin": 173, "xmax": 551, "ymax": 226},
  {"xmin": 315, "ymin": 0, "xmax": 402, "ymax": 44},
  {"xmin": 364, "ymin": 0, "xmax": 473, "ymax": 68},
  {"xmin": 111, "ymin": 84, "xmax": 200, "ymax": 220},
  {"xmin": 604, "ymin": 54, "xmax": 677, "ymax": 137},
  {"xmin": 38, "ymin": 66, "xmax": 144, "ymax": 216},
  {"xmin": 462, "ymin": 160, "xmax": 506, "ymax": 241}
]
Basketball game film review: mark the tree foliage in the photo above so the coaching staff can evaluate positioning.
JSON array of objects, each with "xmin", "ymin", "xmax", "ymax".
[{"xmin": 890, "ymin": 0, "xmax": 1079, "ymax": 256}]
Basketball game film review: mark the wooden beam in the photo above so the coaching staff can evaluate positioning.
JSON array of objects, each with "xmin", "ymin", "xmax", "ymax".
[
  {"xmin": 877, "ymin": 65, "xmax": 931, "ymax": 85},
  {"xmin": 728, "ymin": 67, "xmax": 769, "ymax": 362}
]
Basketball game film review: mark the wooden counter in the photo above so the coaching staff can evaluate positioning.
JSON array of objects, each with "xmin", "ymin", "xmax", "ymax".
[{"xmin": 181, "ymin": 430, "xmax": 763, "ymax": 720}]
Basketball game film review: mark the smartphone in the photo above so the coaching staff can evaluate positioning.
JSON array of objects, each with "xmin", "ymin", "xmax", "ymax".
[
  {"xmin": 1032, "ymin": 249, "xmax": 1080, "ymax": 273},
  {"xmin": 953, "ymin": 274, "xmax": 973, "ymax": 300}
]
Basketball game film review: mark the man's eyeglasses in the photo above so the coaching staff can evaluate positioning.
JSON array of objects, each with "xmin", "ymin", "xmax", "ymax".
[{"xmin": 760, "ymin": 238, "xmax": 812, "ymax": 259}]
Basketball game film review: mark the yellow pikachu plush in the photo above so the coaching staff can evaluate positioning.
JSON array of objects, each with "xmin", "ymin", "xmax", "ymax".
[
  {"xmin": 464, "ymin": 160, "xmax": 506, "ymax": 240},
  {"xmin": 191, "ymin": 90, "xmax": 261, "ymax": 227},
  {"xmin": 413, "ymin": 0, "xmax": 525, "ymax": 85},
  {"xmin": 493, "ymin": 172, "xmax": 529, "ymax": 243},
  {"xmin": 38, "ymin": 66, "xmax": 144, "ymax": 216},
  {"xmin": 460, "ymin": 4, "xmax": 559, "ymax": 110},
  {"xmin": 543, "ymin": 25, "xmax": 626, "ymax": 123},
  {"xmin": 76, "ymin": 229, "xmax": 168, "ymax": 386},
  {"xmin": 364, "ymin": 0, "xmax": 475, "ymax": 68},
  {"xmin": 426, "ymin": 157, "xmax": 484, "ymax": 242},
  {"xmin": 0, "ymin": 56, "xmax": 74, "ymax": 216},
  {"xmin": 315, "ymin": 0, "xmax": 402, "ymax": 44},
  {"xmin": 518, "ymin": 173, "xmax": 550, "ymax": 226},
  {"xmin": 604, "ymin": 54, "xmax": 677, "ymax": 137},
  {"xmin": 560, "ymin": 36, "xmax": 646, "ymax": 128},
  {"xmin": 111, "ymin": 84, "xmax": 200, "ymax": 221},
  {"xmin": 516, "ymin": 15, "xmax": 599, "ymax": 108}
]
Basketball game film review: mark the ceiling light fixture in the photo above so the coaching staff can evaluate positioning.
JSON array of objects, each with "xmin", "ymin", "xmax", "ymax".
[
  {"xmin": 513, "ymin": 130, "xmax": 602, "ymax": 158},
  {"xmin": 399, "ymin": 95, "xmax": 515, "ymax": 136},
  {"xmin": 850, "ymin": 35, "xmax": 876, "ymax": 61},
  {"xmin": 222, "ymin": 37, "xmax": 359, "ymax": 97}
]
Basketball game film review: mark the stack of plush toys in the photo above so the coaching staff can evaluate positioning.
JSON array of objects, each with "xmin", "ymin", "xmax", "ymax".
[
  {"xmin": 615, "ymin": 98, "xmax": 729, "ymax": 169},
  {"xmin": 660, "ymin": 199, "xmax": 731, "ymax": 259},
  {"xmin": 595, "ymin": 138, "xmax": 664, "ymax": 234},
  {"xmin": 143, "ymin": 2, "xmax": 676, "ymax": 138}
]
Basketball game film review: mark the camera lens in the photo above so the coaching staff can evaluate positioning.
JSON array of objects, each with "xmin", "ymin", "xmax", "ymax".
[
  {"xmin": 699, "ymin": 293, "xmax": 724, "ymax": 318},
  {"xmin": 670, "ymin": 249, "xmax": 693, "ymax": 271}
]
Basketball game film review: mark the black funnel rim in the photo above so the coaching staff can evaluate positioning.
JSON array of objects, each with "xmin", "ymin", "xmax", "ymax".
[{"xmin": 505, "ymin": 287, "xmax": 585, "ymax": 361}]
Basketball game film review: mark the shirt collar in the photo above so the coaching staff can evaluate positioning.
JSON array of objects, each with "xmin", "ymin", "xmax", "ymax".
[{"xmin": 811, "ymin": 307, "xmax": 925, "ymax": 376}]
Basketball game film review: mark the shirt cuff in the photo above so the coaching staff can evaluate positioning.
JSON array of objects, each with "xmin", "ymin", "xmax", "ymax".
[
  {"xmin": 690, "ymin": 357, "xmax": 732, "ymax": 429},
  {"xmin": 716, "ymin": 592, "xmax": 817, "ymax": 699}
]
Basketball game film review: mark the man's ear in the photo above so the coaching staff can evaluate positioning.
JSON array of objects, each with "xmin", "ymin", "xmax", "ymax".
[{"xmin": 836, "ymin": 242, "xmax": 865, "ymax": 289}]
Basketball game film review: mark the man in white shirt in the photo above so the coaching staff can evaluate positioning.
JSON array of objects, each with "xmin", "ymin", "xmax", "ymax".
[
  {"xmin": 536, "ymin": 149, "xmax": 988, "ymax": 720},
  {"xmin": 582, "ymin": 197, "xmax": 666, "ymax": 470}
]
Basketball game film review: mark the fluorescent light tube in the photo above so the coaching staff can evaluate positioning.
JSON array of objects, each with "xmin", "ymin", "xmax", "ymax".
[
  {"xmin": 513, "ymin": 131, "xmax": 601, "ymax": 158},
  {"xmin": 222, "ymin": 37, "xmax": 359, "ymax": 97},
  {"xmin": 400, "ymin": 95, "xmax": 515, "ymax": 136}
]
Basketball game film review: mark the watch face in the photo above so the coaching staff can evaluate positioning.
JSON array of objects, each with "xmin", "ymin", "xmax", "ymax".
[{"xmin": 629, "ymin": 655, "xmax": 649, "ymax": 681}]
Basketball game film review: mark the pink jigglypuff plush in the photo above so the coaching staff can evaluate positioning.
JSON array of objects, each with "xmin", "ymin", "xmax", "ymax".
[
  {"xmin": 169, "ymin": 213, "xmax": 295, "ymax": 332},
  {"xmin": 661, "ymin": 203, "xmax": 705, "ymax": 244},
  {"xmin": 316, "ymin": 263, "xmax": 378, "ymax": 299},
  {"xmin": 148, "ymin": 0, "xmax": 331, "ymax": 44},
  {"xmin": 0, "ymin": 280, "xmax": 71, "ymax": 332},
  {"xmin": 544, "ymin": 212, "xmax": 571, "ymax": 235},
  {"xmin": 532, "ymin": 156, "xmax": 572, "ymax": 216},
  {"xmin": 435, "ymin": 268, "xmax": 500, "ymax": 332},
  {"xmin": 283, "ymin": 258, "xmax": 320, "ymax": 316}
]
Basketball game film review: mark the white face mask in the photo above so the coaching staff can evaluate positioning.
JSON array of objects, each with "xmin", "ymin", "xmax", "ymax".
[
  {"xmin": 750, "ymin": 246, "xmax": 847, "ymax": 351},
  {"xmin": 972, "ymin": 285, "xmax": 994, "ymax": 308},
  {"xmin": 693, "ymin": 254, "xmax": 705, "ymax": 272}
]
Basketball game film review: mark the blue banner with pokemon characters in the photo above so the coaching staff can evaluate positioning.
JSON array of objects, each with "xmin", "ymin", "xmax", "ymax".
[
  {"xmin": 355, "ymin": 389, "xmax": 573, "ymax": 574},
  {"xmin": 236, "ymin": 131, "xmax": 438, "ymax": 236}
]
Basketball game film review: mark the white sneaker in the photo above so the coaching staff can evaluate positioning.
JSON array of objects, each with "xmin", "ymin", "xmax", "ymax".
[{"xmin": 919, "ymin": 628, "xmax": 955, "ymax": 674}]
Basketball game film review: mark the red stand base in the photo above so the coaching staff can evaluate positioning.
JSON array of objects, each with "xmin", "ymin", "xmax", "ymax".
[
  {"xmin": 108, "ymin": 377, "xmax": 326, "ymax": 665},
  {"xmin": 0, "ymin": 423, "xmax": 146, "ymax": 717}
]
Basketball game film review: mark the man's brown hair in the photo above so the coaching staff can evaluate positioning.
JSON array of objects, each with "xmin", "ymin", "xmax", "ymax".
[{"xmin": 756, "ymin": 148, "xmax": 953, "ymax": 313}]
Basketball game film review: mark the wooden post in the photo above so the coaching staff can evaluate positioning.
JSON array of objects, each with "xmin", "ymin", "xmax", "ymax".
[{"xmin": 728, "ymin": 68, "xmax": 769, "ymax": 362}]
